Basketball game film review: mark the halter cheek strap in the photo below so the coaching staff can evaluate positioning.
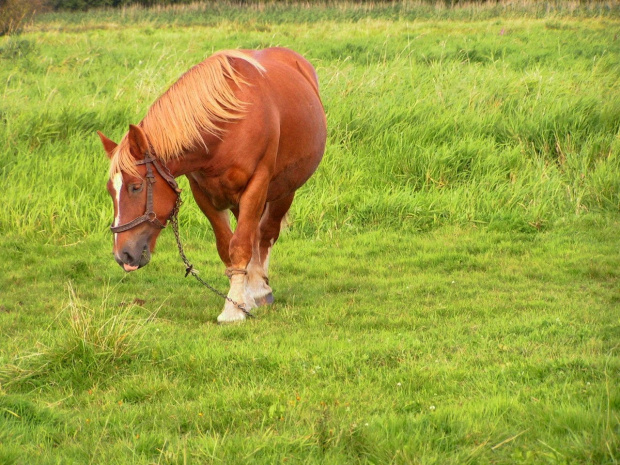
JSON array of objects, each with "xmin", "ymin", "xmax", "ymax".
[{"xmin": 110, "ymin": 153, "xmax": 181, "ymax": 234}]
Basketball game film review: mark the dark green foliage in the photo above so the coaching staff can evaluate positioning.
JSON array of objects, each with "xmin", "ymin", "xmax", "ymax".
[
  {"xmin": 49, "ymin": 0, "xmax": 120, "ymax": 11},
  {"xmin": 43, "ymin": 0, "xmax": 620, "ymax": 19},
  {"xmin": 0, "ymin": 0, "xmax": 45, "ymax": 35}
]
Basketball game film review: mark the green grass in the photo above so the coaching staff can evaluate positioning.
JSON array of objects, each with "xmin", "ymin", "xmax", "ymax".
[
  {"xmin": 1, "ymin": 221, "xmax": 619, "ymax": 463},
  {"xmin": 1, "ymin": 6, "xmax": 619, "ymax": 238},
  {"xmin": 1, "ymin": 2, "xmax": 619, "ymax": 463}
]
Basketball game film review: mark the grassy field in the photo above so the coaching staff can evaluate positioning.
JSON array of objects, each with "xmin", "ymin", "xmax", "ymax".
[{"xmin": 1, "ymin": 2, "xmax": 619, "ymax": 463}]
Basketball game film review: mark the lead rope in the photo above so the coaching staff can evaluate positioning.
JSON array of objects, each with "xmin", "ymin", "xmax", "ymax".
[{"xmin": 168, "ymin": 195, "xmax": 255, "ymax": 319}]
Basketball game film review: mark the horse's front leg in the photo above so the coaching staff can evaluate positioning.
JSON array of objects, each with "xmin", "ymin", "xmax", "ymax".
[
  {"xmin": 218, "ymin": 166, "xmax": 271, "ymax": 323},
  {"xmin": 187, "ymin": 176, "xmax": 233, "ymax": 267}
]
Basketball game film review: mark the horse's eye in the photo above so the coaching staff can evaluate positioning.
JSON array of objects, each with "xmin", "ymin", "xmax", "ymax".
[{"xmin": 129, "ymin": 184, "xmax": 143, "ymax": 194}]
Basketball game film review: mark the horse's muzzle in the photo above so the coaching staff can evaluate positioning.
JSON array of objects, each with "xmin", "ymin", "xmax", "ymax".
[{"xmin": 115, "ymin": 244, "xmax": 151, "ymax": 272}]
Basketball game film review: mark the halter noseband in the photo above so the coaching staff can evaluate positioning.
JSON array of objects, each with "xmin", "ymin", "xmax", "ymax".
[{"xmin": 110, "ymin": 152, "xmax": 181, "ymax": 234}]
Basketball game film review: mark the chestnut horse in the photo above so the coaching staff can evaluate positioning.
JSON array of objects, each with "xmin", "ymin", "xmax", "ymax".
[{"xmin": 98, "ymin": 47, "xmax": 326, "ymax": 323}]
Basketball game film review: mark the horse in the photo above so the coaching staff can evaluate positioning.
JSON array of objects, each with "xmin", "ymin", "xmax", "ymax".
[{"xmin": 98, "ymin": 47, "xmax": 326, "ymax": 323}]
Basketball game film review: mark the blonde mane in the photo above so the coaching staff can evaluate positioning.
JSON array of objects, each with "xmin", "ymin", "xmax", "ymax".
[{"xmin": 110, "ymin": 50, "xmax": 265, "ymax": 177}]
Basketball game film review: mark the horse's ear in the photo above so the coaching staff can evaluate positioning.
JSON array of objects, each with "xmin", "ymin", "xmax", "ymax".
[
  {"xmin": 97, "ymin": 131, "xmax": 117, "ymax": 159},
  {"xmin": 127, "ymin": 124, "xmax": 149, "ymax": 160}
]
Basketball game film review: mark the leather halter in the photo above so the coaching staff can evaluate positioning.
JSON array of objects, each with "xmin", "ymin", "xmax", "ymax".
[{"xmin": 110, "ymin": 152, "xmax": 181, "ymax": 234}]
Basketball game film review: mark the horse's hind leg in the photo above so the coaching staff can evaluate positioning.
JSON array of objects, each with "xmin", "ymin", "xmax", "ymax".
[{"xmin": 246, "ymin": 193, "xmax": 295, "ymax": 307}]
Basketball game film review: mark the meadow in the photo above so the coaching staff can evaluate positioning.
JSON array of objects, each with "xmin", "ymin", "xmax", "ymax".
[{"xmin": 0, "ymin": 2, "xmax": 619, "ymax": 463}]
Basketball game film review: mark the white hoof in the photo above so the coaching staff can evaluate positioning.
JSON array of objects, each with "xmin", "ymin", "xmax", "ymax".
[
  {"xmin": 217, "ymin": 307, "xmax": 247, "ymax": 324},
  {"xmin": 217, "ymin": 298, "xmax": 254, "ymax": 323}
]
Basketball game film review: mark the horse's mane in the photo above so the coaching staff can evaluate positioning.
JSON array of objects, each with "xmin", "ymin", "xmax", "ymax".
[{"xmin": 110, "ymin": 50, "xmax": 265, "ymax": 177}]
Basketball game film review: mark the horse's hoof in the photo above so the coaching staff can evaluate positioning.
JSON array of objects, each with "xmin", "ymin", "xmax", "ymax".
[
  {"xmin": 217, "ymin": 310, "xmax": 246, "ymax": 324},
  {"xmin": 255, "ymin": 292, "xmax": 274, "ymax": 307}
]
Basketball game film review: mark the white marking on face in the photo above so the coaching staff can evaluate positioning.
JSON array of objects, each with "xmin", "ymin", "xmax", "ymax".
[{"xmin": 112, "ymin": 172, "xmax": 123, "ymax": 246}]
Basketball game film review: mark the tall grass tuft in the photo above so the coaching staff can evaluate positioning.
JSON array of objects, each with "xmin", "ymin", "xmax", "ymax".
[
  {"xmin": 0, "ymin": 283, "xmax": 156, "ymax": 391},
  {"xmin": 63, "ymin": 282, "xmax": 153, "ymax": 363}
]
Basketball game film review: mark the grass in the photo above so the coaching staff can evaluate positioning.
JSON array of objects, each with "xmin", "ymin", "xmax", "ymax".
[
  {"xmin": 1, "ymin": 222, "xmax": 619, "ymax": 463},
  {"xmin": 1, "ymin": 5, "xmax": 619, "ymax": 238},
  {"xmin": 0, "ymin": 1, "xmax": 619, "ymax": 463}
]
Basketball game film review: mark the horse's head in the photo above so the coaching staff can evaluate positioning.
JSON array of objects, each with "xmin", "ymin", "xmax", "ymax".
[{"xmin": 99, "ymin": 125, "xmax": 179, "ymax": 272}]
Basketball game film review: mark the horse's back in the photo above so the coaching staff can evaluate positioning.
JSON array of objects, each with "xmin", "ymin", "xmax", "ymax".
[
  {"xmin": 244, "ymin": 47, "xmax": 324, "ymax": 124},
  {"xmin": 251, "ymin": 47, "xmax": 321, "ymax": 94}
]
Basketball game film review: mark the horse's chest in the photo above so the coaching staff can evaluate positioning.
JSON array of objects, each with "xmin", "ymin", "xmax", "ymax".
[{"xmin": 189, "ymin": 169, "xmax": 246, "ymax": 210}]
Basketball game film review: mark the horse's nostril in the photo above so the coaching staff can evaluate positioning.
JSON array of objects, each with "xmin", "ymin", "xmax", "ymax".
[{"xmin": 122, "ymin": 251, "xmax": 134, "ymax": 264}]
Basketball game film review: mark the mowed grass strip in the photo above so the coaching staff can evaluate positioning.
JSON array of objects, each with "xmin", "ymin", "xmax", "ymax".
[
  {"xmin": 0, "ymin": 3, "xmax": 619, "ymax": 464},
  {"xmin": 1, "ymin": 220, "xmax": 619, "ymax": 464}
]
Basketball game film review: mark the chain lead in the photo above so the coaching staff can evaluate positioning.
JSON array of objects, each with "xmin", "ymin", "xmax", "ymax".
[{"xmin": 169, "ymin": 195, "xmax": 255, "ymax": 319}]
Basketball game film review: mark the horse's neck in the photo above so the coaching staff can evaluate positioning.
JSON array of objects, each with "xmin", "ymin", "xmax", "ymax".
[{"xmin": 164, "ymin": 146, "xmax": 211, "ymax": 178}]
